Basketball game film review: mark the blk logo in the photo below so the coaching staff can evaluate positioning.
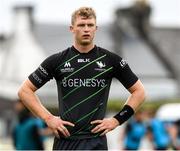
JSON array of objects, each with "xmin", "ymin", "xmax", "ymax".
[{"xmin": 78, "ymin": 58, "xmax": 90, "ymax": 63}]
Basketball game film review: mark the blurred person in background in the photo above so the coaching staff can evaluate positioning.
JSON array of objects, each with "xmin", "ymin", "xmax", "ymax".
[
  {"xmin": 18, "ymin": 7, "xmax": 145, "ymax": 150},
  {"xmin": 120, "ymin": 110, "xmax": 146, "ymax": 150},
  {"xmin": 146, "ymin": 110, "xmax": 171, "ymax": 150},
  {"xmin": 131, "ymin": 0, "xmax": 152, "ymax": 39},
  {"xmin": 12, "ymin": 101, "xmax": 51, "ymax": 150},
  {"xmin": 168, "ymin": 119, "xmax": 180, "ymax": 150},
  {"xmin": 115, "ymin": 0, "xmax": 152, "ymax": 40}
]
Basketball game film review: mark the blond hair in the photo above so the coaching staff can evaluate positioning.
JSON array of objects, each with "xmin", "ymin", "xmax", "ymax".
[{"xmin": 71, "ymin": 7, "xmax": 96, "ymax": 25}]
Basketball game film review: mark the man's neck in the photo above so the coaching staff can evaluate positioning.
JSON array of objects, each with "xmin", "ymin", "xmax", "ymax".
[{"xmin": 73, "ymin": 43, "xmax": 95, "ymax": 53}]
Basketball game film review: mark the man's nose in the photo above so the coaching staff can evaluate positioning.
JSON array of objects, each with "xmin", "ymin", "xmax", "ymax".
[{"xmin": 84, "ymin": 25, "xmax": 90, "ymax": 31}]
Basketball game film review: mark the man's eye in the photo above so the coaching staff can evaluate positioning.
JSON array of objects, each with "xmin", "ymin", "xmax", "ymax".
[
  {"xmin": 88, "ymin": 24, "xmax": 94, "ymax": 27},
  {"xmin": 78, "ymin": 24, "xmax": 85, "ymax": 27}
]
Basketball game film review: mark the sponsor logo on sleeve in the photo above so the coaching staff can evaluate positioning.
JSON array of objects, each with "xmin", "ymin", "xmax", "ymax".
[
  {"xmin": 32, "ymin": 73, "xmax": 42, "ymax": 84},
  {"xmin": 39, "ymin": 65, "xmax": 48, "ymax": 76},
  {"xmin": 119, "ymin": 59, "xmax": 127, "ymax": 68}
]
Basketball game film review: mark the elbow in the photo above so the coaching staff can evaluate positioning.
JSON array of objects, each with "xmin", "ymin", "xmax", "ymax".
[
  {"xmin": 17, "ymin": 86, "xmax": 24, "ymax": 100},
  {"xmin": 17, "ymin": 84, "xmax": 29, "ymax": 101},
  {"xmin": 134, "ymin": 83, "xmax": 146, "ymax": 104},
  {"xmin": 17, "ymin": 79, "xmax": 36, "ymax": 104},
  {"xmin": 140, "ymin": 86, "xmax": 146, "ymax": 103}
]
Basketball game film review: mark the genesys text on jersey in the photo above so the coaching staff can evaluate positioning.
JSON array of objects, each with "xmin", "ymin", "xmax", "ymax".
[{"xmin": 62, "ymin": 78, "xmax": 106, "ymax": 88}]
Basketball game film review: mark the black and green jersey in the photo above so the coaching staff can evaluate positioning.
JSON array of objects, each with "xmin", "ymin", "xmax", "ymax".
[{"xmin": 28, "ymin": 45, "xmax": 138, "ymax": 139}]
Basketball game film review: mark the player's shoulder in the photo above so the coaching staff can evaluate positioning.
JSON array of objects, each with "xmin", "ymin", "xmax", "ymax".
[
  {"xmin": 97, "ymin": 46, "xmax": 122, "ymax": 60},
  {"xmin": 41, "ymin": 48, "xmax": 69, "ymax": 69},
  {"xmin": 60, "ymin": 47, "xmax": 71, "ymax": 55},
  {"xmin": 46, "ymin": 48, "xmax": 69, "ymax": 61}
]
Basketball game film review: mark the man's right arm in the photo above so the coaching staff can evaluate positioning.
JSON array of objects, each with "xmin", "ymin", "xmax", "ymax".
[
  {"xmin": 18, "ymin": 79, "xmax": 51, "ymax": 121},
  {"xmin": 18, "ymin": 79, "xmax": 74, "ymax": 137}
]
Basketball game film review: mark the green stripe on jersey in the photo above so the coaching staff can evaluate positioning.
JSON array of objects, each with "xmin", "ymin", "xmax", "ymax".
[
  {"xmin": 71, "ymin": 124, "xmax": 94, "ymax": 137},
  {"xmin": 62, "ymin": 85, "xmax": 107, "ymax": 117},
  {"xmin": 93, "ymin": 67, "xmax": 113, "ymax": 79},
  {"xmin": 74, "ymin": 107, "xmax": 99, "ymax": 124}
]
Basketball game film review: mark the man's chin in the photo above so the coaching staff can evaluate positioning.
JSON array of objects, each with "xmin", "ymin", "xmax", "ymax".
[{"xmin": 80, "ymin": 41, "xmax": 91, "ymax": 46}]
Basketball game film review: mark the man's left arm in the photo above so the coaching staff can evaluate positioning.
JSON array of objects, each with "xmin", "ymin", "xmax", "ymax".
[
  {"xmin": 124, "ymin": 79, "xmax": 145, "ymax": 111},
  {"xmin": 91, "ymin": 79, "xmax": 146, "ymax": 135}
]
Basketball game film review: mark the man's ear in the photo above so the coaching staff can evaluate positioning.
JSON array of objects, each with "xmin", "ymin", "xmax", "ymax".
[
  {"xmin": 69, "ymin": 25, "xmax": 74, "ymax": 33},
  {"xmin": 96, "ymin": 26, "xmax": 98, "ymax": 30}
]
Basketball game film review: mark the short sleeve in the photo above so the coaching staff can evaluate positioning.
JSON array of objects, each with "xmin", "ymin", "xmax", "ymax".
[
  {"xmin": 112, "ymin": 55, "xmax": 138, "ymax": 89},
  {"xmin": 28, "ymin": 53, "xmax": 59, "ymax": 88}
]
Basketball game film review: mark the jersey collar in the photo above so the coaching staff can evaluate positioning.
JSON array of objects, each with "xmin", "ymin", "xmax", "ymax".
[{"xmin": 71, "ymin": 45, "xmax": 97, "ymax": 55}]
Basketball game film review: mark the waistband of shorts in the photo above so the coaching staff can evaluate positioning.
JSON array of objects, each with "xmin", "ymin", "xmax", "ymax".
[{"xmin": 57, "ymin": 133, "xmax": 101, "ymax": 140}]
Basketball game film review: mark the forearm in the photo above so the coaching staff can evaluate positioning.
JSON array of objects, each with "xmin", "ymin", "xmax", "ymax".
[
  {"xmin": 113, "ymin": 80, "xmax": 145, "ymax": 125},
  {"xmin": 18, "ymin": 84, "xmax": 52, "ymax": 121},
  {"xmin": 18, "ymin": 83, "xmax": 75, "ymax": 138}
]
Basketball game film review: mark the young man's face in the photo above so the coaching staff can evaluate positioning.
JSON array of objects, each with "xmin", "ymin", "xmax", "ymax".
[{"xmin": 70, "ymin": 16, "xmax": 97, "ymax": 46}]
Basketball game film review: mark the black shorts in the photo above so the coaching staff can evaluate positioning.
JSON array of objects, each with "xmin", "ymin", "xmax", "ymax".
[{"xmin": 53, "ymin": 136, "xmax": 108, "ymax": 150}]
